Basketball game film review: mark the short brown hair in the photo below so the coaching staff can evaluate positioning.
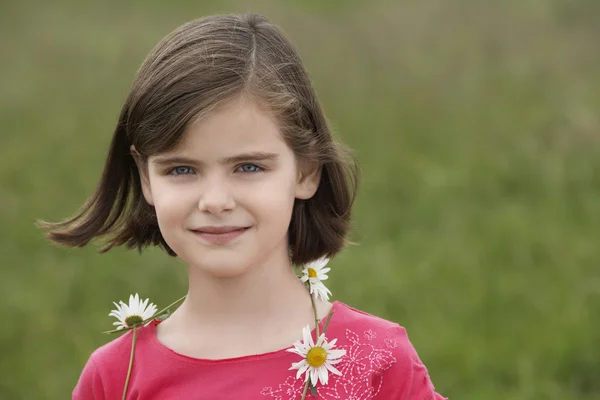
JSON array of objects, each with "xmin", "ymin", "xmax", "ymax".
[{"xmin": 39, "ymin": 13, "xmax": 359, "ymax": 265}]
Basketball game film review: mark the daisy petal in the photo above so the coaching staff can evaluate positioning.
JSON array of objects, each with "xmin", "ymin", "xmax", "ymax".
[
  {"xmin": 325, "ymin": 363, "xmax": 342, "ymax": 376},
  {"xmin": 318, "ymin": 366, "xmax": 328, "ymax": 385},
  {"xmin": 108, "ymin": 294, "xmax": 157, "ymax": 330},
  {"xmin": 328, "ymin": 349, "xmax": 346, "ymax": 359},
  {"xmin": 309, "ymin": 369, "xmax": 318, "ymax": 387}
]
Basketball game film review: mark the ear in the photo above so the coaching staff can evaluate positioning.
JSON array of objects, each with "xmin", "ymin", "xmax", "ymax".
[
  {"xmin": 295, "ymin": 161, "xmax": 322, "ymax": 200},
  {"xmin": 130, "ymin": 145, "xmax": 154, "ymax": 206}
]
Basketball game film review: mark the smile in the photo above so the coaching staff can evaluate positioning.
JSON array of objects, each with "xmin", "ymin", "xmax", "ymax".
[{"xmin": 190, "ymin": 226, "xmax": 250, "ymax": 245}]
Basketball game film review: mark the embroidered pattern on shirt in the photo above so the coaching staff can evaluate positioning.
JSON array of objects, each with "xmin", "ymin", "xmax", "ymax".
[
  {"xmin": 261, "ymin": 328, "xmax": 397, "ymax": 400},
  {"xmin": 261, "ymin": 376, "xmax": 305, "ymax": 400},
  {"xmin": 364, "ymin": 329, "xmax": 376, "ymax": 340}
]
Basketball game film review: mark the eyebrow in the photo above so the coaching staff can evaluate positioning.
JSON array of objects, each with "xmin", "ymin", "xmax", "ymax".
[{"xmin": 152, "ymin": 152, "xmax": 279, "ymax": 167}]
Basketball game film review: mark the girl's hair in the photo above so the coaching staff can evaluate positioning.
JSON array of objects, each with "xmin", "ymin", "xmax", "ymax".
[{"xmin": 39, "ymin": 13, "xmax": 359, "ymax": 265}]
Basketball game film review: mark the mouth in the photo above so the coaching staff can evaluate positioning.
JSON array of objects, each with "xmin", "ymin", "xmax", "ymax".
[
  {"xmin": 194, "ymin": 226, "xmax": 250, "ymax": 234},
  {"xmin": 190, "ymin": 226, "xmax": 251, "ymax": 245}
]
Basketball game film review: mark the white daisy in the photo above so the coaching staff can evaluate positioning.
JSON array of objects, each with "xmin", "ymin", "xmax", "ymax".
[
  {"xmin": 300, "ymin": 257, "xmax": 332, "ymax": 301},
  {"xmin": 287, "ymin": 325, "xmax": 346, "ymax": 386},
  {"xmin": 108, "ymin": 293, "xmax": 158, "ymax": 330}
]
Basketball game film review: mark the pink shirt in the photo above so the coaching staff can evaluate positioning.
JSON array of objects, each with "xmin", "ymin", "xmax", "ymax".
[{"xmin": 74, "ymin": 301, "xmax": 446, "ymax": 399}]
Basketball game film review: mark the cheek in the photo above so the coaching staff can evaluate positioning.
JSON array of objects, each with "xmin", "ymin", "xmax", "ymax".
[
  {"xmin": 151, "ymin": 183, "xmax": 194, "ymax": 227},
  {"xmin": 247, "ymin": 172, "xmax": 297, "ymax": 220}
]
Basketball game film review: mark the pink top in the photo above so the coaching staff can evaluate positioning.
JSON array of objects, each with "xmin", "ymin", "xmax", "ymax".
[{"xmin": 73, "ymin": 301, "xmax": 446, "ymax": 399}]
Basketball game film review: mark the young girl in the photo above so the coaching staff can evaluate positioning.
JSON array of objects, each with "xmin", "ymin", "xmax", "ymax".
[{"xmin": 42, "ymin": 13, "xmax": 446, "ymax": 400}]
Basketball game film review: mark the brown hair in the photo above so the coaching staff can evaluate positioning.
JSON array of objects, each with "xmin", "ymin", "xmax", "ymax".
[{"xmin": 38, "ymin": 13, "xmax": 359, "ymax": 265}]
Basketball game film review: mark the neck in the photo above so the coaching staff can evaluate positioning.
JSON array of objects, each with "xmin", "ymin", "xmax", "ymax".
[{"xmin": 175, "ymin": 247, "xmax": 313, "ymax": 330}]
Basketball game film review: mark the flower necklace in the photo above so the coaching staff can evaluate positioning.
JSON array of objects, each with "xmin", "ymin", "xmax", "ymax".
[{"xmin": 104, "ymin": 257, "xmax": 345, "ymax": 400}]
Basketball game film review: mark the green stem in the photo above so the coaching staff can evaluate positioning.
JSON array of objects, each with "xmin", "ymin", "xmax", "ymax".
[
  {"xmin": 310, "ymin": 292, "xmax": 319, "ymax": 339},
  {"xmin": 122, "ymin": 326, "xmax": 137, "ymax": 400},
  {"xmin": 144, "ymin": 294, "xmax": 187, "ymax": 324},
  {"xmin": 322, "ymin": 311, "xmax": 334, "ymax": 335},
  {"xmin": 301, "ymin": 379, "xmax": 310, "ymax": 400}
]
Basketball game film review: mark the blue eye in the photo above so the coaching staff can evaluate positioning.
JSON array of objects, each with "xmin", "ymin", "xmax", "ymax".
[
  {"xmin": 169, "ymin": 166, "xmax": 195, "ymax": 176},
  {"xmin": 236, "ymin": 163, "xmax": 263, "ymax": 173}
]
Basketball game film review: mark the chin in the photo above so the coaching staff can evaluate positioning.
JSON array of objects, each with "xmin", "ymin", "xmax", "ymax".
[
  {"xmin": 185, "ymin": 253, "xmax": 256, "ymax": 279},
  {"xmin": 201, "ymin": 264, "xmax": 251, "ymax": 279}
]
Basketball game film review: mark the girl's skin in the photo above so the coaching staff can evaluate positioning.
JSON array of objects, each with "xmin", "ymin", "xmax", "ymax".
[{"xmin": 132, "ymin": 94, "xmax": 333, "ymax": 359}]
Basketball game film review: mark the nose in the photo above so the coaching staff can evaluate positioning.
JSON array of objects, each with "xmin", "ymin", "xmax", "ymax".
[{"xmin": 198, "ymin": 177, "xmax": 235, "ymax": 215}]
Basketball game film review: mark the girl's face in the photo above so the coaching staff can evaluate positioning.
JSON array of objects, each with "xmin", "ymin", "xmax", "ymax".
[{"xmin": 137, "ymin": 96, "xmax": 320, "ymax": 278}]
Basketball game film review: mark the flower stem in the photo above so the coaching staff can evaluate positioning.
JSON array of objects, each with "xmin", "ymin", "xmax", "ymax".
[
  {"xmin": 301, "ymin": 379, "xmax": 310, "ymax": 400},
  {"xmin": 322, "ymin": 311, "xmax": 334, "ymax": 335},
  {"xmin": 310, "ymin": 292, "xmax": 319, "ymax": 338},
  {"xmin": 122, "ymin": 326, "xmax": 137, "ymax": 400},
  {"xmin": 144, "ymin": 294, "xmax": 187, "ymax": 324}
]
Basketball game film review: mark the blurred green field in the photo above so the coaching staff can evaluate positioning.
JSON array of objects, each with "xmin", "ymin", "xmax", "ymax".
[{"xmin": 2, "ymin": 0, "xmax": 600, "ymax": 399}]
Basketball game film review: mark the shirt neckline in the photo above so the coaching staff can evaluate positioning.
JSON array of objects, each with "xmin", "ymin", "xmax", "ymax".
[{"xmin": 147, "ymin": 300, "xmax": 341, "ymax": 365}]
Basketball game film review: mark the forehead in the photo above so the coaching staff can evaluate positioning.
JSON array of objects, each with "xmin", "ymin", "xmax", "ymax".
[{"xmin": 169, "ymin": 96, "xmax": 286, "ymax": 156}]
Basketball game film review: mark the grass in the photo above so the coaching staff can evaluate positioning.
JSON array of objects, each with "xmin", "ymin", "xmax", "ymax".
[{"xmin": 1, "ymin": 0, "xmax": 599, "ymax": 399}]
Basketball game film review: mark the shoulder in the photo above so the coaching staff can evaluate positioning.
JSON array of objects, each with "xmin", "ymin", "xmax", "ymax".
[
  {"xmin": 329, "ymin": 302, "xmax": 446, "ymax": 399},
  {"xmin": 88, "ymin": 325, "xmax": 149, "ymax": 371},
  {"xmin": 72, "ymin": 324, "xmax": 156, "ymax": 400},
  {"xmin": 329, "ymin": 302, "xmax": 418, "ymax": 368},
  {"xmin": 331, "ymin": 301, "xmax": 406, "ymax": 337}
]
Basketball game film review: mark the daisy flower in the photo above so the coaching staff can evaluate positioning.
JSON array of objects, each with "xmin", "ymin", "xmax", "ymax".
[
  {"xmin": 300, "ymin": 257, "xmax": 332, "ymax": 301},
  {"xmin": 109, "ymin": 293, "xmax": 157, "ymax": 330},
  {"xmin": 287, "ymin": 325, "xmax": 346, "ymax": 386}
]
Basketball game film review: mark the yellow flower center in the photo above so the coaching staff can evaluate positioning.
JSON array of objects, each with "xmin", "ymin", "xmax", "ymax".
[
  {"xmin": 307, "ymin": 268, "xmax": 318, "ymax": 278},
  {"xmin": 306, "ymin": 347, "xmax": 327, "ymax": 367},
  {"xmin": 124, "ymin": 315, "xmax": 143, "ymax": 328}
]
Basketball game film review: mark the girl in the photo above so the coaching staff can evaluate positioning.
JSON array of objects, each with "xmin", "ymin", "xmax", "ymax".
[{"xmin": 42, "ymin": 13, "xmax": 446, "ymax": 400}]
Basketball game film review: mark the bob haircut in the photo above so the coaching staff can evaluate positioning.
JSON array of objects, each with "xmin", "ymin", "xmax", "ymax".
[{"xmin": 40, "ymin": 13, "xmax": 359, "ymax": 266}]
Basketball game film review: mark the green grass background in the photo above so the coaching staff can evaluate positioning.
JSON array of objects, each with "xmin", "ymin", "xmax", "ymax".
[{"xmin": 2, "ymin": 0, "xmax": 600, "ymax": 399}]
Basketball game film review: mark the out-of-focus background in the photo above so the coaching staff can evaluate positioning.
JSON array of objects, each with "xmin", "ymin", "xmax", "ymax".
[{"xmin": 2, "ymin": 0, "xmax": 600, "ymax": 399}]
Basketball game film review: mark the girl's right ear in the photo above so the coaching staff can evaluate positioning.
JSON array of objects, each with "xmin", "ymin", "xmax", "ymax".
[{"xmin": 130, "ymin": 145, "xmax": 155, "ymax": 206}]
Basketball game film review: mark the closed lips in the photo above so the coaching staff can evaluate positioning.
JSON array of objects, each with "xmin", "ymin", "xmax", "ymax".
[{"xmin": 193, "ymin": 226, "xmax": 249, "ymax": 234}]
